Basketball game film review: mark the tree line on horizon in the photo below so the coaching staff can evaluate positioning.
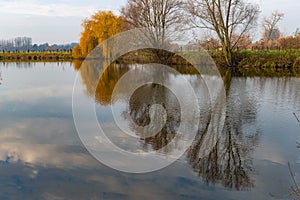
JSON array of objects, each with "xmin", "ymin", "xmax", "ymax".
[
  {"xmin": 72, "ymin": 0, "xmax": 300, "ymax": 67},
  {"xmin": 0, "ymin": 36, "xmax": 77, "ymax": 53}
]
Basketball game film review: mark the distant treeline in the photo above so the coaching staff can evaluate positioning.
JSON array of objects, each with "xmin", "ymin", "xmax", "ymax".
[{"xmin": 0, "ymin": 37, "xmax": 78, "ymax": 52}]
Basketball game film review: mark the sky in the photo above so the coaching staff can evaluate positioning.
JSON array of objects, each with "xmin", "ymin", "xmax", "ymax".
[{"xmin": 0, "ymin": 0, "xmax": 299, "ymax": 44}]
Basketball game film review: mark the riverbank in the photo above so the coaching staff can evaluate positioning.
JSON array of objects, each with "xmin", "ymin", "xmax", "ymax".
[
  {"xmin": 116, "ymin": 49, "xmax": 300, "ymax": 76},
  {"xmin": 211, "ymin": 50, "xmax": 300, "ymax": 76},
  {"xmin": 2, "ymin": 50, "xmax": 299, "ymax": 76},
  {"xmin": 114, "ymin": 49, "xmax": 300, "ymax": 68},
  {"xmin": 210, "ymin": 50, "xmax": 300, "ymax": 68},
  {"xmin": 0, "ymin": 52, "xmax": 72, "ymax": 61}
]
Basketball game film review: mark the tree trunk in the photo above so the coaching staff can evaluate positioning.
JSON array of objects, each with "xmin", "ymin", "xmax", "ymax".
[{"xmin": 223, "ymin": 47, "xmax": 233, "ymax": 67}]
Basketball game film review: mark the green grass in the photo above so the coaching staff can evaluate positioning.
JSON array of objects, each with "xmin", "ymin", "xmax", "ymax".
[{"xmin": 207, "ymin": 50, "xmax": 300, "ymax": 76}]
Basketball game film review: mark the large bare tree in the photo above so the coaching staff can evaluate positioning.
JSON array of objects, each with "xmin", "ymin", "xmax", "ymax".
[
  {"xmin": 121, "ymin": 0, "xmax": 184, "ymax": 48},
  {"xmin": 186, "ymin": 0, "xmax": 260, "ymax": 66},
  {"xmin": 262, "ymin": 11, "xmax": 284, "ymax": 42}
]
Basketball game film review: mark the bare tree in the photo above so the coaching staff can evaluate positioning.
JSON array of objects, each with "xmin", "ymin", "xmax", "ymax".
[
  {"xmin": 121, "ymin": 0, "xmax": 184, "ymax": 48},
  {"xmin": 186, "ymin": 0, "xmax": 260, "ymax": 66},
  {"xmin": 295, "ymin": 28, "xmax": 300, "ymax": 37},
  {"xmin": 0, "ymin": 37, "xmax": 32, "ymax": 52},
  {"xmin": 262, "ymin": 11, "xmax": 284, "ymax": 42}
]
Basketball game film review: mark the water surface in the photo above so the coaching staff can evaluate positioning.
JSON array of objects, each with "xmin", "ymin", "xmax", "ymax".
[{"xmin": 0, "ymin": 62, "xmax": 299, "ymax": 200}]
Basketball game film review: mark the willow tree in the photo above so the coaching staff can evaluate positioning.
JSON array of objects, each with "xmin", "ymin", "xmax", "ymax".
[
  {"xmin": 186, "ymin": 0, "xmax": 260, "ymax": 66},
  {"xmin": 73, "ymin": 11, "xmax": 126, "ymax": 58}
]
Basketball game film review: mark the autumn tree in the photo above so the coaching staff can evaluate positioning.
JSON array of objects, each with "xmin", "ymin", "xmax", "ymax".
[
  {"xmin": 200, "ymin": 37, "xmax": 220, "ymax": 50},
  {"xmin": 121, "ymin": 0, "xmax": 184, "ymax": 48},
  {"xmin": 262, "ymin": 11, "xmax": 284, "ymax": 42},
  {"xmin": 186, "ymin": 0, "xmax": 260, "ymax": 66},
  {"xmin": 72, "ymin": 45, "xmax": 82, "ymax": 59},
  {"xmin": 73, "ymin": 11, "xmax": 126, "ymax": 58},
  {"xmin": 232, "ymin": 34, "xmax": 252, "ymax": 50},
  {"xmin": 278, "ymin": 35, "xmax": 300, "ymax": 50}
]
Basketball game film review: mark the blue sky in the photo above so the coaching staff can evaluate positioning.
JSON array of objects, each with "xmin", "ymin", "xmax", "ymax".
[{"xmin": 0, "ymin": 0, "xmax": 298, "ymax": 44}]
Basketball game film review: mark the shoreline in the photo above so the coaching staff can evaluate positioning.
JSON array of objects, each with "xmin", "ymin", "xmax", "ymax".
[
  {"xmin": 1, "ymin": 50, "xmax": 299, "ymax": 76},
  {"xmin": 0, "ymin": 52, "xmax": 72, "ymax": 61}
]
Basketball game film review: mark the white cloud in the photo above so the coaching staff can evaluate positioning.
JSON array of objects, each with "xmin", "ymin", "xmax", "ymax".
[
  {"xmin": 0, "ymin": 118, "xmax": 99, "ymax": 169},
  {"xmin": 0, "ymin": 85, "xmax": 73, "ymax": 104},
  {"xmin": 0, "ymin": 0, "xmax": 100, "ymax": 17}
]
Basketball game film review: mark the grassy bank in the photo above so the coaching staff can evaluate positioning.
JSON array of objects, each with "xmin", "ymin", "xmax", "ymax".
[
  {"xmin": 116, "ymin": 49, "xmax": 300, "ymax": 68},
  {"xmin": 210, "ymin": 50, "xmax": 300, "ymax": 68},
  {"xmin": 117, "ymin": 49, "xmax": 300, "ymax": 75},
  {"xmin": 3, "ymin": 50, "xmax": 300, "ymax": 76},
  {"xmin": 0, "ymin": 52, "xmax": 73, "ymax": 61},
  {"xmin": 118, "ymin": 49, "xmax": 300, "ymax": 76},
  {"xmin": 218, "ymin": 50, "xmax": 300, "ymax": 76}
]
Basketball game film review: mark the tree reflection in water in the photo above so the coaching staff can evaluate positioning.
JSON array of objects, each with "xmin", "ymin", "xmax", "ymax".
[
  {"xmin": 187, "ymin": 71, "xmax": 260, "ymax": 190},
  {"xmin": 127, "ymin": 83, "xmax": 180, "ymax": 151},
  {"xmin": 76, "ymin": 62, "xmax": 260, "ymax": 191},
  {"xmin": 187, "ymin": 114, "xmax": 257, "ymax": 190}
]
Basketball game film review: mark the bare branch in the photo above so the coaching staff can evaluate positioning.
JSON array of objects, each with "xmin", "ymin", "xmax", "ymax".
[
  {"xmin": 262, "ymin": 11, "xmax": 284, "ymax": 41},
  {"xmin": 121, "ymin": 0, "xmax": 184, "ymax": 48},
  {"xmin": 185, "ymin": 0, "xmax": 260, "ymax": 66}
]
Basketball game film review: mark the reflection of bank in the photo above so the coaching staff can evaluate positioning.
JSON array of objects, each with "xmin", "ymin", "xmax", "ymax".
[
  {"xmin": 77, "ymin": 62, "xmax": 197, "ymax": 151},
  {"xmin": 74, "ymin": 60, "xmax": 202, "ymax": 105}
]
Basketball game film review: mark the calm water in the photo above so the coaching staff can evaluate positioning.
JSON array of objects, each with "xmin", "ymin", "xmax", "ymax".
[{"xmin": 0, "ymin": 62, "xmax": 299, "ymax": 200}]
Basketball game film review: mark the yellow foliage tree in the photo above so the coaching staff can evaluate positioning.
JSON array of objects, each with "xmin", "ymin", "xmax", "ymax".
[{"xmin": 73, "ymin": 11, "xmax": 127, "ymax": 58}]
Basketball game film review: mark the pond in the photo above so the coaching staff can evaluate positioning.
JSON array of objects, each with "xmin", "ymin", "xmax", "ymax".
[{"xmin": 0, "ymin": 62, "xmax": 299, "ymax": 200}]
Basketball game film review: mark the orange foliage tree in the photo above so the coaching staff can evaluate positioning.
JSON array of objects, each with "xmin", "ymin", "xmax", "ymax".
[
  {"xmin": 73, "ymin": 11, "xmax": 127, "ymax": 58},
  {"xmin": 278, "ymin": 35, "xmax": 300, "ymax": 50}
]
